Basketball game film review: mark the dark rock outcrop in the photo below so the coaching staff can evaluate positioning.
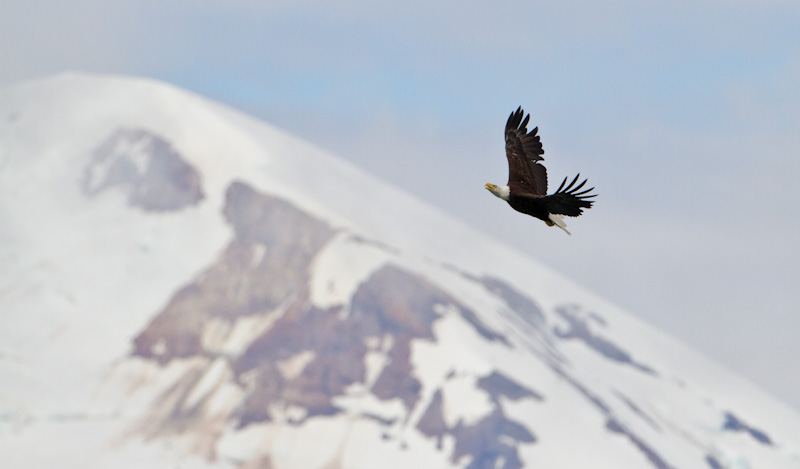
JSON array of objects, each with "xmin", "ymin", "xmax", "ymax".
[{"xmin": 83, "ymin": 128, "xmax": 204, "ymax": 211}]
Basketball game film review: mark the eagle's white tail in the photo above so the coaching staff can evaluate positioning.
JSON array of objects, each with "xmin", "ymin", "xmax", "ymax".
[{"xmin": 548, "ymin": 214, "xmax": 571, "ymax": 235}]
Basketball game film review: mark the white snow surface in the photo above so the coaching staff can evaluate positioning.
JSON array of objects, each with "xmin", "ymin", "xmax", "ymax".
[
  {"xmin": 1, "ymin": 72, "xmax": 800, "ymax": 468},
  {"xmin": 309, "ymin": 232, "xmax": 396, "ymax": 311}
]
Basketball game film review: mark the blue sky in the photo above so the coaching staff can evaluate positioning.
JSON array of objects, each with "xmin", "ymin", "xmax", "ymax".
[{"xmin": 3, "ymin": 0, "xmax": 800, "ymax": 409}]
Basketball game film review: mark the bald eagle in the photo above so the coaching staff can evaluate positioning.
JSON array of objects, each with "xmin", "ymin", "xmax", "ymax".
[{"xmin": 485, "ymin": 107, "xmax": 596, "ymax": 235}]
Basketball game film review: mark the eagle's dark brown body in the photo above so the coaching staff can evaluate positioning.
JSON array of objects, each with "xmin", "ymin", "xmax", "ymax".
[{"xmin": 507, "ymin": 172, "xmax": 595, "ymax": 220}]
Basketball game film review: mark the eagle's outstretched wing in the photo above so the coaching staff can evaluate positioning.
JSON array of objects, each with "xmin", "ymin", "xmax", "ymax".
[
  {"xmin": 541, "ymin": 174, "xmax": 597, "ymax": 217},
  {"xmin": 505, "ymin": 107, "xmax": 547, "ymax": 196}
]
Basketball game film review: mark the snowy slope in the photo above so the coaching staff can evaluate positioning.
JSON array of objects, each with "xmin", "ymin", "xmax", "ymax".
[{"xmin": 1, "ymin": 72, "xmax": 799, "ymax": 469}]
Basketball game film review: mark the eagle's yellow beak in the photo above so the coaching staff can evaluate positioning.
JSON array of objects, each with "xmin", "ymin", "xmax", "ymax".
[{"xmin": 485, "ymin": 183, "xmax": 496, "ymax": 190}]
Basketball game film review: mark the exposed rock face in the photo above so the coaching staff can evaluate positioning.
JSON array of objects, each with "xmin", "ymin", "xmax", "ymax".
[
  {"xmin": 478, "ymin": 371, "xmax": 544, "ymax": 402},
  {"xmin": 451, "ymin": 409, "xmax": 536, "ymax": 469},
  {"xmin": 605, "ymin": 418, "xmax": 676, "ymax": 469},
  {"xmin": 130, "ymin": 180, "xmax": 538, "ymax": 467},
  {"xmin": 479, "ymin": 276, "xmax": 545, "ymax": 328},
  {"xmin": 233, "ymin": 263, "xmax": 510, "ymax": 427},
  {"xmin": 554, "ymin": 305, "xmax": 656, "ymax": 374},
  {"xmin": 722, "ymin": 411, "xmax": 773, "ymax": 445},
  {"xmin": 416, "ymin": 389, "xmax": 447, "ymax": 447},
  {"xmin": 120, "ymin": 179, "xmax": 771, "ymax": 469},
  {"xmin": 128, "ymin": 179, "xmax": 693, "ymax": 469},
  {"xmin": 82, "ymin": 128, "xmax": 204, "ymax": 210},
  {"xmin": 133, "ymin": 181, "xmax": 335, "ymax": 363},
  {"xmin": 416, "ymin": 371, "xmax": 544, "ymax": 469}
]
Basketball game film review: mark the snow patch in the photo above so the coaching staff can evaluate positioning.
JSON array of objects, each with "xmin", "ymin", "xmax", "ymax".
[
  {"xmin": 184, "ymin": 357, "xmax": 229, "ymax": 410},
  {"xmin": 333, "ymin": 390, "xmax": 406, "ymax": 425},
  {"xmin": 309, "ymin": 233, "xmax": 395, "ymax": 311},
  {"xmin": 209, "ymin": 302, "xmax": 290, "ymax": 357},
  {"xmin": 364, "ymin": 335, "xmax": 393, "ymax": 388},
  {"xmin": 250, "ymin": 243, "xmax": 267, "ymax": 267},
  {"xmin": 440, "ymin": 373, "xmax": 495, "ymax": 427},
  {"xmin": 408, "ymin": 307, "xmax": 498, "ymax": 428},
  {"xmin": 285, "ymin": 405, "xmax": 308, "ymax": 422},
  {"xmin": 276, "ymin": 350, "xmax": 315, "ymax": 381}
]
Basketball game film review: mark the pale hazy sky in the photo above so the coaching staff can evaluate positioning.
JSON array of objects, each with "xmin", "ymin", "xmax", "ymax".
[{"xmin": 3, "ymin": 0, "xmax": 800, "ymax": 409}]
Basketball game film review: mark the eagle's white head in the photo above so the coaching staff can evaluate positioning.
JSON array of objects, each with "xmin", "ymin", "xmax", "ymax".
[{"xmin": 485, "ymin": 183, "xmax": 510, "ymax": 201}]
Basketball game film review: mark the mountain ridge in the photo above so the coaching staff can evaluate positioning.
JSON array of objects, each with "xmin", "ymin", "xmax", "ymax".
[{"xmin": 1, "ymin": 72, "xmax": 798, "ymax": 468}]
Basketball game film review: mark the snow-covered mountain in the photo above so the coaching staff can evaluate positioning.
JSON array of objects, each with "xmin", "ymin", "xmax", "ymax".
[{"xmin": 1, "ymin": 72, "xmax": 798, "ymax": 469}]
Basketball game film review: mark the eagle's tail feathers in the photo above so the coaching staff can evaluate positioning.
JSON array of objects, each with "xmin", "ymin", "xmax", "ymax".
[{"xmin": 548, "ymin": 214, "xmax": 572, "ymax": 235}]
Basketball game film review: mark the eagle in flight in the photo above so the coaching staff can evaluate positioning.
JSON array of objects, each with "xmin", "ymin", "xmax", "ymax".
[{"xmin": 485, "ymin": 107, "xmax": 596, "ymax": 235}]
